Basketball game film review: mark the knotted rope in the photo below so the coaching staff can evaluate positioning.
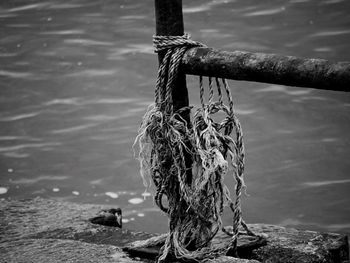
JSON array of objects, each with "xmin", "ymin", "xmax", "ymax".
[
  {"xmin": 134, "ymin": 34, "xmax": 254, "ymax": 262},
  {"xmin": 153, "ymin": 34, "xmax": 205, "ymax": 113}
]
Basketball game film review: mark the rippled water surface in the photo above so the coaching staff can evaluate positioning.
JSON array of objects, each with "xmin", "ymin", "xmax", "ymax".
[{"xmin": 1, "ymin": 0, "xmax": 350, "ymax": 234}]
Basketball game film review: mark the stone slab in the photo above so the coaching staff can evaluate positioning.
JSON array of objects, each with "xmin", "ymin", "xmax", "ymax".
[{"xmin": 0, "ymin": 198, "xmax": 348, "ymax": 263}]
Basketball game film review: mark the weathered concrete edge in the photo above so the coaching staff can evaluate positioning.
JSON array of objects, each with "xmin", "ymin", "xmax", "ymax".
[{"xmin": 0, "ymin": 197, "xmax": 348, "ymax": 263}]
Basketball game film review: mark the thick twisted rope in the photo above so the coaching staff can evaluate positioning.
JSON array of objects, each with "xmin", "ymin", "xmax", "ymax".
[
  {"xmin": 154, "ymin": 34, "xmax": 205, "ymax": 113},
  {"xmin": 153, "ymin": 34, "xmax": 204, "ymax": 52},
  {"xmin": 134, "ymin": 34, "xmax": 253, "ymax": 262},
  {"xmin": 198, "ymin": 76, "xmax": 253, "ymax": 256}
]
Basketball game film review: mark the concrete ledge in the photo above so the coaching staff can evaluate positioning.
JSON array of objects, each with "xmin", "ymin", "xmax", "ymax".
[{"xmin": 0, "ymin": 198, "xmax": 348, "ymax": 263}]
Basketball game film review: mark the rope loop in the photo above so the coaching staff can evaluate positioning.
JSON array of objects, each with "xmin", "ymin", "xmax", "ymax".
[
  {"xmin": 153, "ymin": 33, "xmax": 205, "ymax": 53},
  {"xmin": 153, "ymin": 34, "xmax": 205, "ymax": 112}
]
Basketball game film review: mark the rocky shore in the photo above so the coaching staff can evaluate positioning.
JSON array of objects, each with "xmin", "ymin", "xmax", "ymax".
[{"xmin": 0, "ymin": 198, "xmax": 348, "ymax": 263}]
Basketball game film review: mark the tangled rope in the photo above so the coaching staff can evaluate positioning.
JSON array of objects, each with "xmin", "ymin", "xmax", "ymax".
[{"xmin": 134, "ymin": 34, "xmax": 254, "ymax": 262}]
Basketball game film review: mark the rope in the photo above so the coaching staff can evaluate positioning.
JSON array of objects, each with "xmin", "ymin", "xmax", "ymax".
[
  {"xmin": 153, "ymin": 33, "xmax": 204, "ymax": 53},
  {"xmin": 153, "ymin": 33, "xmax": 205, "ymax": 113},
  {"xmin": 134, "ymin": 33, "xmax": 254, "ymax": 262}
]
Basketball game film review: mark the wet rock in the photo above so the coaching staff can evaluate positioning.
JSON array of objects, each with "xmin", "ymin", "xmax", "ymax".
[
  {"xmin": 203, "ymin": 257, "xmax": 260, "ymax": 263},
  {"xmin": 124, "ymin": 225, "xmax": 349, "ymax": 262},
  {"xmin": 0, "ymin": 198, "xmax": 348, "ymax": 263},
  {"xmin": 247, "ymin": 224, "xmax": 349, "ymax": 263},
  {"xmin": 123, "ymin": 232, "xmax": 267, "ymax": 260},
  {"xmin": 0, "ymin": 197, "xmax": 152, "ymax": 262},
  {"xmin": 89, "ymin": 208, "xmax": 123, "ymax": 228},
  {"xmin": 1, "ymin": 239, "xmax": 133, "ymax": 263}
]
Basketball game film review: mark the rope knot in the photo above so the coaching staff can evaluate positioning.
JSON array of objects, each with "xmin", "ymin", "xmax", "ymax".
[{"xmin": 153, "ymin": 33, "xmax": 205, "ymax": 53}]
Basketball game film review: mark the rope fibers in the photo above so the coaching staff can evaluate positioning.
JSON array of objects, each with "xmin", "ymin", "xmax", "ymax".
[{"xmin": 134, "ymin": 34, "xmax": 254, "ymax": 262}]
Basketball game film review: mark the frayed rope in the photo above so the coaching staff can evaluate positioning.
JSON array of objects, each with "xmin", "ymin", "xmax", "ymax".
[{"xmin": 133, "ymin": 33, "xmax": 254, "ymax": 262}]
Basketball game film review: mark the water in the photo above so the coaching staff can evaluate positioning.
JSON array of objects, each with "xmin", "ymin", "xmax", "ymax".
[{"xmin": 1, "ymin": 0, "xmax": 350, "ymax": 235}]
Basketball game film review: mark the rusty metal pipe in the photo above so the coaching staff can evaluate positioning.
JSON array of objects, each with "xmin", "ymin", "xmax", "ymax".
[{"xmin": 182, "ymin": 47, "xmax": 350, "ymax": 92}]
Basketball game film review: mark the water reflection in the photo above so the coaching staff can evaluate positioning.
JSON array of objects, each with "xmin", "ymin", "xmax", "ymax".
[
  {"xmin": 322, "ymin": 0, "xmax": 346, "ymax": 4},
  {"xmin": 40, "ymin": 30, "xmax": 85, "ymax": 35},
  {"xmin": 105, "ymin": 192, "xmax": 119, "ymax": 199},
  {"xmin": 128, "ymin": 198, "xmax": 144, "ymax": 205},
  {"xmin": 11, "ymin": 175, "xmax": 68, "ymax": 184},
  {"xmin": 0, "ymin": 142, "xmax": 61, "ymax": 153},
  {"xmin": 47, "ymin": 3, "xmax": 84, "ymax": 9},
  {"xmin": 44, "ymin": 98, "xmax": 81, "ymax": 106},
  {"xmin": 50, "ymin": 123, "xmax": 98, "ymax": 134},
  {"xmin": 3, "ymin": 152, "xmax": 30, "ymax": 158},
  {"xmin": 321, "ymin": 138, "xmax": 338, "ymax": 142},
  {"xmin": 183, "ymin": 0, "xmax": 234, "ymax": 14},
  {"xmin": 303, "ymin": 179, "xmax": 350, "ymax": 187},
  {"xmin": 108, "ymin": 44, "xmax": 154, "ymax": 59},
  {"xmin": 311, "ymin": 30, "xmax": 350, "ymax": 37},
  {"xmin": 0, "ymin": 53, "xmax": 18, "ymax": 57},
  {"xmin": 0, "ymin": 70, "xmax": 33, "ymax": 79},
  {"xmin": 289, "ymin": 0, "xmax": 311, "ymax": 3},
  {"xmin": 7, "ymin": 3, "xmax": 49, "ymax": 12},
  {"xmin": 255, "ymin": 85, "xmax": 312, "ymax": 96},
  {"xmin": 314, "ymin": 47, "xmax": 332, "ymax": 52},
  {"xmin": 120, "ymin": 15, "xmax": 147, "ymax": 20},
  {"xmin": 0, "ymin": 112, "xmax": 40, "ymax": 121},
  {"xmin": 0, "ymin": 13, "xmax": 17, "ymax": 18},
  {"xmin": 243, "ymin": 7, "xmax": 286, "ymax": 17},
  {"xmin": 64, "ymin": 38, "xmax": 114, "ymax": 46},
  {"xmin": 44, "ymin": 97, "xmax": 139, "ymax": 106},
  {"xmin": 67, "ymin": 69, "xmax": 118, "ymax": 77},
  {"xmin": 183, "ymin": 4, "xmax": 212, "ymax": 13},
  {"xmin": 0, "ymin": 187, "xmax": 9, "ymax": 194},
  {"xmin": 84, "ymin": 115, "xmax": 119, "ymax": 121}
]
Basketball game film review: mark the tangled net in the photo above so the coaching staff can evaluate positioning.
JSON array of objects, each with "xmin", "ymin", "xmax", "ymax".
[{"xmin": 134, "ymin": 34, "xmax": 254, "ymax": 262}]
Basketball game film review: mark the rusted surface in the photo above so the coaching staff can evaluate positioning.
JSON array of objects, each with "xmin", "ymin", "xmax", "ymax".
[{"xmin": 182, "ymin": 47, "xmax": 350, "ymax": 92}]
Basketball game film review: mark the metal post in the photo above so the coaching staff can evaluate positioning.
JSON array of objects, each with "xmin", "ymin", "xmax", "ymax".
[
  {"xmin": 154, "ymin": 0, "xmax": 189, "ymax": 120},
  {"xmin": 154, "ymin": 0, "xmax": 199, "ymax": 255},
  {"xmin": 154, "ymin": 0, "xmax": 193, "ymax": 183}
]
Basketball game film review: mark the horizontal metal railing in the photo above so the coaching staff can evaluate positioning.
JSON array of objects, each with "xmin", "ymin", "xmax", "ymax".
[{"xmin": 182, "ymin": 47, "xmax": 350, "ymax": 92}]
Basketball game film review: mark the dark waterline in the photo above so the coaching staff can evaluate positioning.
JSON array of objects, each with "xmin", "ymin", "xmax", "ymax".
[{"xmin": 1, "ymin": 0, "xmax": 350, "ymax": 235}]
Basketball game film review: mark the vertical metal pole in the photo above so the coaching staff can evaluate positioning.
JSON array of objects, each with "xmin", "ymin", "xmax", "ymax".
[
  {"xmin": 154, "ymin": 0, "xmax": 197, "ymax": 255},
  {"xmin": 155, "ymin": 0, "xmax": 192, "ymax": 186},
  {"xmin": 154, "ymin": 0, "xmax": 189, "ymax": 123}
]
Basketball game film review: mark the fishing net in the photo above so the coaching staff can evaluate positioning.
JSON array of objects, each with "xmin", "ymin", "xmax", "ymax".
[{"xmin": 134, "ymin": 34, "xmax": 254, "ymax": 262}]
